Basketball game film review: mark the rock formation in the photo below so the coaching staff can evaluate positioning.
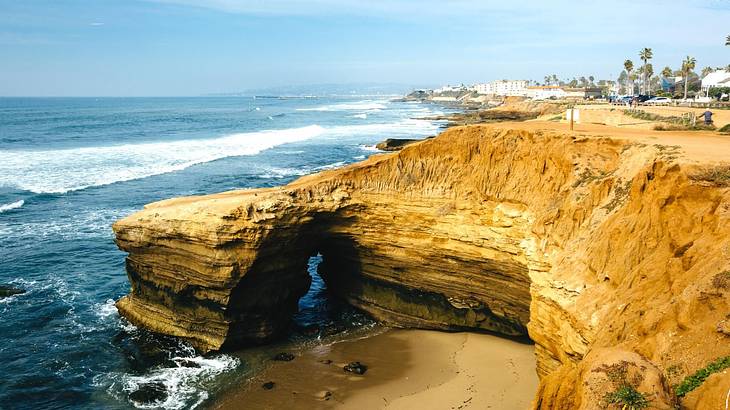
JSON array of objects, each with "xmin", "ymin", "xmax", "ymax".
[{"xmin": 114, "ymin": 125, "xmax": 730, "ymax": 408}]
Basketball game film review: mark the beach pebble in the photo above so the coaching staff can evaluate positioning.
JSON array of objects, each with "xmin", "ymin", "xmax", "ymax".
[
  {"xmin": 343, "ymin": 361, "xmax": 367, "ymax": 375},
  {"xmin": 316, "ymin": 390, "xmax": 333, "ymax": 401},
  {"xmin": 272, "ymin": 352, "xmax": 295, "ymax": 361},
  {"xmin": 128, "ymin": 382, "xmax": 168, "ymax": 405},
  {"xmin": 261, "ymin": 381, "xmax": 275, "ymax": 390}
]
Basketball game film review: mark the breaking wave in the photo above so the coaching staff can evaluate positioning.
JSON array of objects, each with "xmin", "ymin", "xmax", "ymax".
[
  {"xmin": 0, "ymin": 200, "xmax": 24, "ymax": 213},
  {"xmin": 0, "ymin": 125, "xmax": 325, "ymax": 194}
]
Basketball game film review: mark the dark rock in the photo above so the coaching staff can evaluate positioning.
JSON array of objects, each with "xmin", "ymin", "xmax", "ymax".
[
  {"xmin": 298, "ymin": 324, "xmax": 320, "ymax": 337},
  {"xmin": 128, "ymin": 382, "xmax": 167, "ymax": 405},
  {"xmin": 375, "ymin": 138, "xmax": 421, "ymax": 151},
  {"xmin": 319, "ymin": 359, "xmax": 333, "ymax": 365},
  {"xmin": 272, "ymin": 352, "xmax": 295, "ymax": 361},
  {"xmin": 317, "ymin": 390, "xmax": 332, "ymax": 401},
  {"xmin": 343, "ymin": 361, "xmax": 367, "ymax": 375},
  {"xmin": 174, "ymin": 358, "xmax": 201, "ymax": 368},
  {"xmin": 262, "ymin": 381, "xmax": 275, "ymax": 390},
  {"xmin": 0, "ymin": 285, "xmax": 25, "ymax": 298}
]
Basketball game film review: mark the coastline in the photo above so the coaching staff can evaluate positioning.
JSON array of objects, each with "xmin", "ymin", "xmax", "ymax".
[{"xmin": 211, "ymin": 329, "xmax": 537, "ymax": 410}]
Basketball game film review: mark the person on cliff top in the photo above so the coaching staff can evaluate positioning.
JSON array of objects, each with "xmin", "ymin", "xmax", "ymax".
[{"xmin": 700, "ymin": 109, "xmax": 713, "ymax": 126}]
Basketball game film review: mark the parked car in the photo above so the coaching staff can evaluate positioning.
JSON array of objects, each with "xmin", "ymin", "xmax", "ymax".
[{"xmin": 644, "ymin": 97, "xmax": 671, "ymax": 105}]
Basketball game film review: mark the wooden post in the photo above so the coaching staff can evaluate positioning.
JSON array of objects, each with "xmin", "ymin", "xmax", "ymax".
[{"xmin": 570, "ymin": 105, "xmax": 574, "ymax": 130}]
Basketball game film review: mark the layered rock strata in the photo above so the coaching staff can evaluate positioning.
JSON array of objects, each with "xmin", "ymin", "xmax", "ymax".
[{"xmin": 114, "ymin": 125, "xmax": 730, "ymax": 408}]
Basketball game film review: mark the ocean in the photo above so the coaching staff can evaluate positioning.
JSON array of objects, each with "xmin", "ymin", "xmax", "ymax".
[{"xmin": 0, "ymin": 96, "xmax": 448, "ymax": 409}]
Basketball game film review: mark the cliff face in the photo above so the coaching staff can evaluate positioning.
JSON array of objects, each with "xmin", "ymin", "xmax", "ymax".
[{"xmin": 113, "ymin": 125, "xmax": 730, "ymax": 408}]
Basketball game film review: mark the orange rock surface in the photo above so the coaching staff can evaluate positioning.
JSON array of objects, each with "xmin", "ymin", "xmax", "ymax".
[{"xmin": 113, "ymin": 124, "xmax": 730, "ymax": 408}]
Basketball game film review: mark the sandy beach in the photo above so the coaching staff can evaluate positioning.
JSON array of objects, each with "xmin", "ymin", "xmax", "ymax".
[{"xmin": 212, "ymin": 329, "xmax": 537, "ymax": 410}]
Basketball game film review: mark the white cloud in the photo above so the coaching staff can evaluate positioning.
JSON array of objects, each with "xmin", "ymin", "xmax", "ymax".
[{"xmin": 90, "ymin": 22, "xmax": 105, "ymax": 26}]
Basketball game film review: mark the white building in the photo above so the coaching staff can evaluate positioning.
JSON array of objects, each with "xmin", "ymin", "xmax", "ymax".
[
  {"xmin": 434, "ymin": 84, "xmax": 466, "ymax": 93},
  {"xmin": 474, "ymin": 80, "xmax": 528, "ymax": 96},
  {"xmin": 701, "ymin": 70, "xmax": 730, "ymax": 97},
  {"xmin": 526, "ymin": 86, "xmax": 567, "ymax": 100}
]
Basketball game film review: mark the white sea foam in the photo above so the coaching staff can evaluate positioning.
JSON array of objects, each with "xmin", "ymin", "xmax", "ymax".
[
  {"xmin": 358, "ymin": 144, "xmax": 380, "ymax": 152},
  {"xmin": 314, "ymin": 161, "xmax": 346, "ymax": 170},
  {"xmin": 296, "ymin": 100, "xmax": 388, "ymax": 112},
  {"xmin": 1, "ymin": 207, "xmax": 135, "ymax": 240},
  {"xmin": 95, "ymin": 299, "xmax": 119, "ymax": 320},
  {"xmin": 0, "ymin": 200, "xmax": 24, "ymax": 213},
  {"xmin": 351, "ymin": 113, "xmax": 367, "ymax": 119},
  {"xmin": 0, "ymin": 125, "xmax": 325, "ymax": 194},
  {"xmin": 101, "ymin": 353, "xmax": 240, "ymax": 410}
]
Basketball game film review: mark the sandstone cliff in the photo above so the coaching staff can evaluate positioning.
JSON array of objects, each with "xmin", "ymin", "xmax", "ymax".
[{"xmin": 113, "ymin": 125, "xmax": 730, "ymax": 408}]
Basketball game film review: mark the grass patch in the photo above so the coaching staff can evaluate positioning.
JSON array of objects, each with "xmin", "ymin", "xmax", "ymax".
[
  {"xmin": 675, "ymin": 356, "xmax": 730, "ymax": 397},
  {"xmin": 605, "ymin": 385, "xmax": 650, "ymax": 409},
  {"xmin": 594, "ymin": 361, "xmax": 651, "ymax": 409},
  {"xmin": 653, "ymin": 123, "xmax": 715, "ymax": 131},
  {"xmin": 624, "ymin": 110, "xmax": 679, "ymax": 123},
  {"xmin": 623, "ymin": 109, "xmax": 717, "ymax": 131},
  {"xmin": 689, "ymin": 165, "xmax": 730, "ymax": 187},
  {"xmin": 719, "ymin": 124, "xmax": 730, "ymax": 133}
]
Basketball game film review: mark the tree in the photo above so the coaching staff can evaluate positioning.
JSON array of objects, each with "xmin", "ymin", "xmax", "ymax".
[
  {"xmin": 588, "ymin": 75, "xmax": 595, "ymax": 86},
  {"xmin": 681, "ymin": 56, "xmax": 696, "ymax": 100},
  {"xmin": 661, "ymin": 66, "xmax": 673, "ymax": 78},
  {"xmin": 644, "ymin": 64, "xmax": 654, "ymax": 93},
  {"xmin": 726, "ymin": 34, "xmax": 730, "ymax": 46},
  {"xmin": 624, "ymin": 59, "xmax": 634, "ymax": 95},
  {"xmin": 701, "ymin": 66, "xmax": 714, "ymax": 78},
  {"xmin": 639, "ymin": 48, "xmax": 653, "ymax": 94}
]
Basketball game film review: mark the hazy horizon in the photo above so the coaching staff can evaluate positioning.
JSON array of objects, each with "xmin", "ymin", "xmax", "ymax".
[{"xmin": 1, "ymin": 0, "xmax": 728, "ymax": 97}]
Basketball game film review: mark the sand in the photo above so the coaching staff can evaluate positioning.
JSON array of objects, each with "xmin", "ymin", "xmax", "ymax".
[{"xmin": 212, "ymin": 329, "xmax": 537, "ymax": 410}]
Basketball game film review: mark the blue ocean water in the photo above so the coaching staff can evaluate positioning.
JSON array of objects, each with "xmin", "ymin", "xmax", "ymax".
[{"xmin": 0, "ymin": 96, "xmax": 447, "ymax": 409}]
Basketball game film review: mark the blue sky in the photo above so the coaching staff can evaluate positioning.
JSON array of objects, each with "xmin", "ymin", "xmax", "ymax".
[{"xmin": 0, "ymin": 0, "xmax": 728, "ymax": 96}]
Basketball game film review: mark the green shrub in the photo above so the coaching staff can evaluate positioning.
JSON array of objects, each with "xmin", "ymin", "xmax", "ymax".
[
  {"xmin": 675, "ymin": 356, "xmax": 730, "ymax": 397},
  {"xmin": 719, "ymin": 124, "xmax": 730, "ymax": 133},
  {"xmin": 689, "ymin": 165, "xmax": 730, "ymax": 187},
  {"xmin": 605, "ymin": 385, "xmax": 650, "ymax": 409}
]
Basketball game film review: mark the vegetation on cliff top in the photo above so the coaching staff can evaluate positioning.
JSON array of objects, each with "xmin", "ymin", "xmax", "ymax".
[
  {"xmin": 689, "ymin": 165, "xmax": 730, "ymax": 187},
  {"xmin": 675, "ymin": 356, "xmax": 730, "ymax": 397}
]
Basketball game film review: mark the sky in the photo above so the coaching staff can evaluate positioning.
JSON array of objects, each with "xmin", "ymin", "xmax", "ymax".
[{"xmin": 0, "ymin": 0, "xmax": 728, "ymax": 96}]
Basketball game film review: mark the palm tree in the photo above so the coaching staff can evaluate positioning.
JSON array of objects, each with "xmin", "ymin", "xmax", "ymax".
[
  {"xmin": 639, "ymin": 48, "xmax": 653, "ymax": 94},
  {"xmin": 681, "ymin": 56, "xmax": 696, "ymax": 100},
  {"xmin": 645, "ymin": 64, "xmax": 654, "ymax": 93},
  {"xmin": 661, "ymin": 66, "xmax": 672, "ymax": 79},
  {"xmin": 624, "ymin": 59, "xmax": 634, "ymax": 95},
  {"xmin": 726, "ymin": 34, "xmax": 730, "ymax": 45}
]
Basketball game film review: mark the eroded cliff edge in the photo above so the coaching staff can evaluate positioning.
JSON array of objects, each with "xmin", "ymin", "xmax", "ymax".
[{"xmin": 113, "ymin": 125, "xmax": 730, "ymax": 408}]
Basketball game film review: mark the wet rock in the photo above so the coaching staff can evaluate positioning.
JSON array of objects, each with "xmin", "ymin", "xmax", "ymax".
[
  {"xmin": 375, "ymin": 138, "xmax": 422, "ymax": 151},
  {"xmin": 174, "ymin": 358, "xmax": 201, "ymax": 368},
  {"xmin": 343, "ymin": 361, "xmax": 367, "ymax": 375},
  {"xmin": 272, "ymin": 352, "xmax": 295, "ymax": 361},
  {"xmin": 128, "ymin": 382, "xmax": 167, "ymax": 405},
  {"xmin": 299, "ymin": 324, "xmax": 320, "ymax": 337},
  {"xmin": 0, "ymin": 285, "xmax": 25, "ymax": 298},
  {"xmin": 261, "ymin": 381, "xmax": 275, "ymax": 390}
]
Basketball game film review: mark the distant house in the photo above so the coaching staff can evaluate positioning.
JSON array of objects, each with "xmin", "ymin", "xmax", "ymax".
[
  {"xmin": 563, "ymin": 87, "xmax": 603, "ymax": 99},
  {"xmin": 526, "ymin": 86, "xmax": 602, "ymax": 100},
  {"xmin": 526, "ymin": 86, "xmax": 566, "ymax": 100},
  {"xmin": 700, "ymin": 69, "xmax": 730, "ymax": 97},
  {"xmin": 474, "ymin": 80, "xmax": 528, "ymax": 96}
]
